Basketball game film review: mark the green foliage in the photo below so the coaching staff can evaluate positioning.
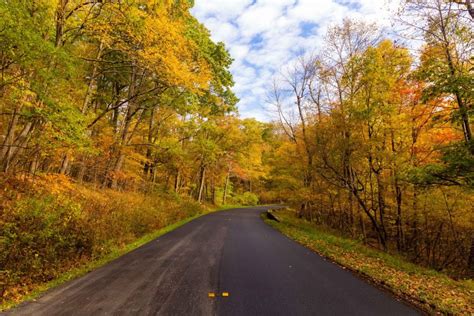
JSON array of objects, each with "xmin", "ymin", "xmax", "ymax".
[
  {"xmin": 186, "ymin": 17, "xmax": 238, "ymax": 113},
  {"xmin": 408, "ymin": 142, "xmax": 474, "ymax": 187},
  {"xmin": 1, "ymin": 195, "xmax": 91, "ymax": 299},
  {"xmin": 233, "ymin": 192, "xmax": 259, "ymax": 206}
]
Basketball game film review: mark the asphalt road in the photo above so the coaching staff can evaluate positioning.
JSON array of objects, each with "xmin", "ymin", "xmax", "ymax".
[{"xmin": 8, "ymin": 206, "xmax": 420, "ymax": 316}]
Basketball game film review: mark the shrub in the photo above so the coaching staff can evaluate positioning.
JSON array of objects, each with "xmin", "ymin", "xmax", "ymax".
[
  {"xmin": 0, "ymin": 175, "xmax": 207, "ymax": 303},
  {"xmin": 233, "ymin": 192, "xmax": 259, "ymax": 206}
]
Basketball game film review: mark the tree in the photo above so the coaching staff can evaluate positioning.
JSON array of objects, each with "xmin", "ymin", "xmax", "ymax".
[{"xmin": 400, "ymin": 0, "xmax": 473, "ymax": 152}]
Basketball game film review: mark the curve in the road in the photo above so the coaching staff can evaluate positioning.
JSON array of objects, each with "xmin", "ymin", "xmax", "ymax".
[{"xmin": 8, "ymin": 206, "xmax": 420, "ymax": 316}]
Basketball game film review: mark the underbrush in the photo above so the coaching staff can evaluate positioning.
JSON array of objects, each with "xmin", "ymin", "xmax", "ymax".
[
  {"xmin": 231, "ymin": 191, "xmax": 259, "ymax": 206},
  {"xmin": 0, "ymin": 174, "xmax": 206, "ymax": 306},
  {"xmin": 265, "ymin": 209, "xmax": 474, "ymax": 315}
]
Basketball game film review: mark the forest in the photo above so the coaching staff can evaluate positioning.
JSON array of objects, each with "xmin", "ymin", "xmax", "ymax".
[
  {"xmin": 265, "ymin": 1, "xmax": 474, "ymax": 279},
  {"xmin": 0, "ymin": 0, "xmax": 473, "ymax": 308}
]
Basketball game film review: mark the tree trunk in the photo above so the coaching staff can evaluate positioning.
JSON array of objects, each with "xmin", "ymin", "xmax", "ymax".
[
  {"xmin": 174, "ymin": 170, "xmax": 180, "ymax": 193},
  {"xmin": 197, "ymin": 166, "xmax": 206, "ymax": 203},
  {"xmin": 59, "ymin": 154, "xmax": 69, "ymax": 175},
  {"xmin": 110, "ymin": 153, "xmax": 124, "ymax": 189},
  {"xmin": 143, "ymin": 106, "xmax": 155, "ymax": 178},
  {"xmin": 29, "ymin": 148, "xmax": 39, "ymax": 175},
  {"xmin": 376, "ymin": 174, "xmax": 388, "ymax": 250},
  {"xmin": 108, "ymin": 65, "xmax": 138, "ymax": 188},
  {"xmin": 77, "ymin": 158, "xmax": 86, "ymax": 183},
  {"xmin": 348, "ymin": 191, "xmax": 354, "ymax": 236},
  {"xmin": 55, "ymin": 0, "xmax": 68, "ymax": 47},
  {"xmin": 222, "ymin": 171, "xmax": 230, "ymax": 205},
  {"xmin": 82, "ymin": 41, "xmax": 104, "ymax": 113},
  {"xmin": 211, "ymin": 178, "xmax": 216, "ymax": 205},
  {"xmin": 395, "ymin": 180, "xmax": 404, "ymax": 252},
  {"xmin": 391, "ymin": 130, "xmax": 404, "ymax": 252},
  {"xmin": 0, "ymin": 107, "xmax": 19, "ymax": 172}
]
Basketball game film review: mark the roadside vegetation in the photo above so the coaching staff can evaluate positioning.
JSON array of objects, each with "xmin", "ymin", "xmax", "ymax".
[
  {"xmin": 0, "ymin": 0, "xmax": 472, "ymax": 312},
  {"xmin": 0, "ymin": 174, "xmax": 198, "ymax": 308},
  {"xmin": 262, "ymin": 0, "xmax": 474, "ymax": 281},
  {"xmin": 0, "ymin": 173, "xmax": 254, "ymax": 310},
  {"xmin": 265, "ymin": 209, "xmax": 474, "ymax": 315}
]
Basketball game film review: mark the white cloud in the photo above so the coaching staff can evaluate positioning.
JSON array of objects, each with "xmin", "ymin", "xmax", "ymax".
[
  {"xmin": 202, "ymin": 18, "xmax": 240, "ymax": 43},
  {"xmin": 192, "ymin": 0, "xmax": 403, "ymax": 121},
  {"xmin": 289, "ymin": 0, "xmax": 346, "ymax": 22},
  {"xmin": 237, "ymin": 5, "xmax": 284, "ymax": 38},
  {"xmin": 192, "ymin": 0, "xmax": 253, "ymax": 20}
]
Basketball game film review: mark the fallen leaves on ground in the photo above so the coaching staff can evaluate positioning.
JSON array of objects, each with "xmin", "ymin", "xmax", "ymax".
[{"xmin": 266, "ymin": 210, "xmax": 474, "ymax": 315}]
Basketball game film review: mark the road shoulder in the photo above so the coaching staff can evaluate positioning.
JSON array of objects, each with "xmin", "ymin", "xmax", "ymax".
[{"xmin": 263, "ymin": 209, "xmax": 474, "ymax": 315}]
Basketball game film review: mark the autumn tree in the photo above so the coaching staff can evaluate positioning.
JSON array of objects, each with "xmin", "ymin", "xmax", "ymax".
[{"xmin": 265, "ymin": 17, "xmax": 473, "ymax": 275}]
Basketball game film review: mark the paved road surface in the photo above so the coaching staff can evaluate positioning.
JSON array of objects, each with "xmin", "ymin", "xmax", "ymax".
[{"xmin": 8, "ymin": 206, "xmax": 420, "ymax": 316}]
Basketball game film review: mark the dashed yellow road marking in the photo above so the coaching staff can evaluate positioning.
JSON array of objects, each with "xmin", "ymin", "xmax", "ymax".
[{"xmin": 209, "ymin": 291, "xmax": 230, "ymax": 298}]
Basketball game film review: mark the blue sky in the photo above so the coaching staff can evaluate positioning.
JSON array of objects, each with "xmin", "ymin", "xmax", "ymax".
[{"xmin": 192, "ymin": 0, "xmax": 401, "ymax": 121}]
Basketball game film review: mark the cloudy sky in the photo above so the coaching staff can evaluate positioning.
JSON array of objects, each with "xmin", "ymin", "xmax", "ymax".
[{"xmin": 192, "ymin": 0, "xmax": 401, "ymax": 121}]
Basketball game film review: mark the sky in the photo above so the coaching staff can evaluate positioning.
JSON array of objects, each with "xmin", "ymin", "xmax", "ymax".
[{"xmin": 191, "ymin": 0, "xmax": 402, "ymax": 121}]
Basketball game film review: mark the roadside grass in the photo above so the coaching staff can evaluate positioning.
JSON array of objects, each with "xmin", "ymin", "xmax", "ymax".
[
  {"xmin": 264, "ymin": 209, "xmax": 474, "ymax": 315},
  {"xmin": 0, "ymin": 204, "xmax": 241, "ymax": 312}
]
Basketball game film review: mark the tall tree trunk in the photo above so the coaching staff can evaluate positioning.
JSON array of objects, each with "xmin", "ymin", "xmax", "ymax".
[
  {"xmin": 211, "ymin": 177, "xmax": 216, "ymax": 205},
  {"xmin": 395, "ymin": 179, "xmax": 404, "ymax": 252},
  {"xmin": 391, "ymin": 130, "xmax": 404, "ymax": 252},
  {"xmin": 197, "ymin": 166, "xmax": 206, "ymax": 203},
  {"xmin": 174, "ymin": 170, "xmax": 180, "ymax": 193},
  {"xmin": 82, "ymin": 41, "xmax": 104, "ymax": 113},
  {"xmin": 59, "ymin": 155, "xmax": 69, "ymax": 175},
  {"xmin": 359, "ymin": 211, "xmax": 367, "ymax": 242},
  {"xmin": 222, "ymin": 171, "xmax": 230, "ymax": 205},
  {"xmin": 110, "ymin": 153, "xmax": 124, "ymax": 189},
  {"xmin": 348, "ymin": 191, "xmax": 354, "ymax": 236},
  {"xmin": 143, "ymin": 106, "xmax": 155, "ymax": 178},
  {"xmin": 375, "ymin": 173, "xmax": 388, "ymax": 250},
  {"xmin": 62, "ymin": 41, "xmax": 103, "ymax": 177},
  {"xmin": 29, "ymin": 147, "xmax": 40, "ymax": 175},
  {"xmin": 55, "ymin": 0, "xmax": 68, "ymax": 47},
  {"xmin": 0, "ymin": 107, "xmax": 19, "ymax": 172},
  {"xmin": 50, "ymin": 0, "xmax": 69, "ymax": 174},
  {"xmin": 109, "ymin": 65, "xmax": 138, "ymax": 188}
]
